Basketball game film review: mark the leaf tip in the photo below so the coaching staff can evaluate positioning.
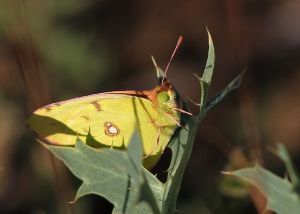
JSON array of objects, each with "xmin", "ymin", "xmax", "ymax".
[
  {"xmin": 206, "ymin": 27, "xmax": 213, "ymax": 46},
  {"xmin": 221, "ymin": 171, "xmax": 232, "ymax": 175},
  {"xmin": 68, "ymin": 199, "xmax": 77, "ymax": 204}
]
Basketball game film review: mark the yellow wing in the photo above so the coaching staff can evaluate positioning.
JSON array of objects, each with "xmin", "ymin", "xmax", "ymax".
[{"xmin": 27, "ymin": 93, "xmax": 178, "ymax": 158}]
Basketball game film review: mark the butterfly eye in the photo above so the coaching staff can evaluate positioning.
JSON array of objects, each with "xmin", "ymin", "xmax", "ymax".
[{"xmin": 158, "ymin": 92, "xmax": 170, "ymax": 103}]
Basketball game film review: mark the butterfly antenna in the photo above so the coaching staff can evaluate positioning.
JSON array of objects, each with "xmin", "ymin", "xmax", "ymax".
[{"xmin": 161, "ymin": 36, "xmax": 183, "ymax": 85}]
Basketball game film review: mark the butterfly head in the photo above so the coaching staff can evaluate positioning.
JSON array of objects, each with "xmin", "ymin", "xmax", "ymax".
[{"xmin": 155, "ymin": 83, "xmax": 178, "ymax": 112}]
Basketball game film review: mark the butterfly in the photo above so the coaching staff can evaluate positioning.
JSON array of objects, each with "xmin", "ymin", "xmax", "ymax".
[{"xmin": 27, "ymin": 37, "xmax": 188, "ymax": 168}]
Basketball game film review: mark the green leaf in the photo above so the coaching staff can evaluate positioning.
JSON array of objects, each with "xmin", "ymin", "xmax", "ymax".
[
  {"xmin": 275, "ymin": 144, "xmax": 299, "ymax": 187},
  {"xmin": 228, "ymin": 165, "xmax": 300, "ymax": 214},
  {"xmin": 163, "ymin": 116, "xmax": 198, "ymax": 214},
  {"xmin": 201, "ymin": 29, "xmax": 215, "ymax": 87},
  {"xmin": 204, "ymin": 70, "xmax": 245, "ymax": 113},
  {"xmin": 197, "ymin": 29, "xmax": 215, "ymax": 114},
  {"xmin": 151, "ymin": 56, "xmax": 166, "ymax": 80},
  {"xmin": 127, "ymin": 171, "xmax": 162, "ymax": 214},
  {"xmin": 44, "ymin": 132, "xmax": 163, "ymax": 214}
]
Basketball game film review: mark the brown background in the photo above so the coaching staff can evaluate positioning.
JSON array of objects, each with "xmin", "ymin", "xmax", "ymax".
[{"xmin": 1, "ymin": 0, "xmax": 300, "ymax": 213}]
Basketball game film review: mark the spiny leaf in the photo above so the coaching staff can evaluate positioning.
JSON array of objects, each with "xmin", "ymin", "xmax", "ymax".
[
  {"xmin": 201, "ymin": 29, "xmax": 215, "ymax": 86},
  {"xmin": 204, "ymin": 70, "xmax": 245, "ymax": 113},
  {"xmin": 163, "ymin": 30, "xmax": 244, "ymax": 214},
  {"xmin": 44, "ymin": 132, "xmax": 163, "ymax": 214},
  {"xmin": 228, "ymin": 165, "xmax": 300, "ymax": 214},
  {"xmin": 197, "ymin": 29, "xmax": 215, "ymax": 114},
  {"xmin": 164, "ymin": 117, "xmax": 198, "ymax": 214}
]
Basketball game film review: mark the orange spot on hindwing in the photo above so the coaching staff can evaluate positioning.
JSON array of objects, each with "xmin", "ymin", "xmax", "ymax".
[{"xmin": 104, "ymin": 122, "xmax": 120, "ymax": 137}]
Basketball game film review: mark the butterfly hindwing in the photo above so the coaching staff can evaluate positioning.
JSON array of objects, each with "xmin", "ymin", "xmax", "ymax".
[{"xmin": 28, "ymin": 92, "xmax": 177, "ymax": 157}]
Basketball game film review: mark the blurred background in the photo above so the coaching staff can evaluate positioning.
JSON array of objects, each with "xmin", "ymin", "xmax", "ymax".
[{"xmin": 1, "ymin": 0, "xmax": 300, "ymax": 213}]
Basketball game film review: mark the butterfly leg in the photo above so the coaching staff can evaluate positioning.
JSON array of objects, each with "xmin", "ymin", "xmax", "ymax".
[
  {"xmin": 165, "ymin": 112, "xmax": 190, "ymax": 132},
  {"xmin": 143, "ymin": 127, "xmax": 162, "ymax": 159},
  {"xmin": 172, "ymin": 107, "xmax": 193, "ymax": 116}
]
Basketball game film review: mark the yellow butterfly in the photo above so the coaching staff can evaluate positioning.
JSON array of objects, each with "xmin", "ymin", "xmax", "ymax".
[{"xmin": 27, "ymin": 37, "xmax": 186, "ymax": 168}]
